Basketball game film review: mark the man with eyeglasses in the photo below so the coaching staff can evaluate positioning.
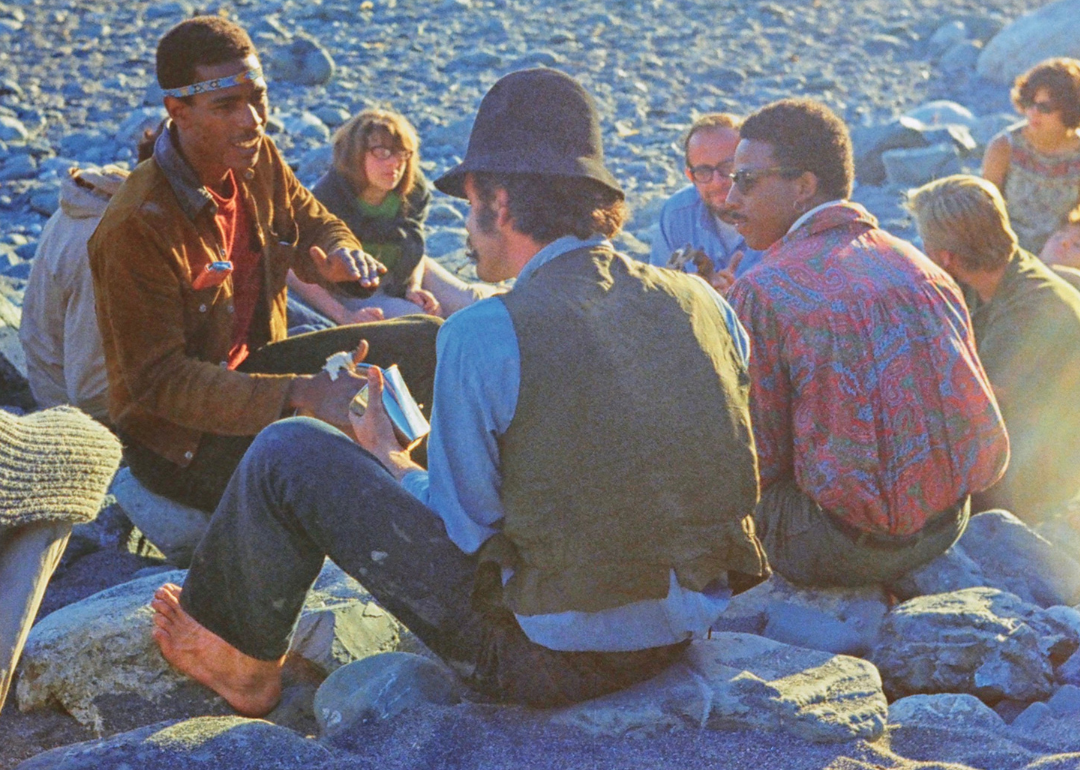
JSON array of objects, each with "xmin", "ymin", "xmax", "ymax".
[
  {"xmin": 89, "ymin": 17, "xmax": 440, "ymax": 519},
  {"xmin": 649, "ymin": 113, "xmax": 762, "ymax": 291},
  {"xmin": 724, "ymin": 99, "xmax": 1009, "ymax": 588}
]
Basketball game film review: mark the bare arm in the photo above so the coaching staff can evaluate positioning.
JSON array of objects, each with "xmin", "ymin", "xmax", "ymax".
[{"xmin": 982, "ymin": 133, "xmax": 1011, "ymax": 192}]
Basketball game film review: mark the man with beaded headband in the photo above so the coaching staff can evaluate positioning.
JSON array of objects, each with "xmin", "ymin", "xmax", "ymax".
[{"xmin": 89, "ymin": 16, "xmax": 440, "ymax": 515}]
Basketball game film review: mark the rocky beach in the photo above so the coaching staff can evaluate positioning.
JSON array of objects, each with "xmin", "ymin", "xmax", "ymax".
[{"xmin": 4, "ymin": 0, "xmax": 1080, "ymax": 767}]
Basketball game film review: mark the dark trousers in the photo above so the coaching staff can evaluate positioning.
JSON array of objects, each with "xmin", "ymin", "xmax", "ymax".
[
  {"xmin": 753, "ymin": 479, "xmax": 970, "ymax": 587},
  {"xmin": 181, "ymin": 417, "xmax": 687, "ymax": 707},
  {"xmin": 124, "ymin": 315, "xmax": 440, "ymax": 513}
]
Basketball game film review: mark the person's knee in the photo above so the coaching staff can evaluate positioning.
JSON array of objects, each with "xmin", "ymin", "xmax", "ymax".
[{"xmin": 247, "ymin": 417, "xmax": 345, "ymax": 469}]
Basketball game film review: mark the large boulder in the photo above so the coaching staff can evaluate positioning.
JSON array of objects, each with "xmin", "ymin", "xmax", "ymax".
[
  {"xmin": 14, "ymin": 716, "xmax": 333, "ymax": 770},
  {"xmin": 889, "ymin": 692, "xmax": 1006, "ymax": 732},
  {"xmin": 871, "ymin": 587, "xmax": 1080, "ymax": 702},
  {"xmin": 977, "ymin": 0, "xmax": 1080, "ymax": 85},
  {"xmin": 551, "ymin": 633, "xmax": 887, "ymax": 743},
  {"xmin": 16, "ymin": 562, "xmax": 404, "ymax": 731},
  {"xmin": 711, "ymin": 573, "xmax": 887, "ymax": 656}
]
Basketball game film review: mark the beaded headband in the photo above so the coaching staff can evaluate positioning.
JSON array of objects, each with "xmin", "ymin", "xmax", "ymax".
[{"xmin": 161, "ymin": 67, "xmax": 265, "ymax": 99}]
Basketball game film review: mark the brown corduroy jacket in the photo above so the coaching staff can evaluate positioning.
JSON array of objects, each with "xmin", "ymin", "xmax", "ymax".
[{"xmin": 88, "ymin": 134, "xmax": 360, "ymax": 467}]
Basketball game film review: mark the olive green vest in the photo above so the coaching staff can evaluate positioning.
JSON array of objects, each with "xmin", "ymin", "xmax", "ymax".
[{"xmin": 486, "ymin": 245, "xmax": 767, "ymax": 617}]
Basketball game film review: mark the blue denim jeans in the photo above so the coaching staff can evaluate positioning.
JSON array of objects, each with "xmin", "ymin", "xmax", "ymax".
[{"xmin": 180, "ymin": 418, "xmax": 688, "ymax": 706}]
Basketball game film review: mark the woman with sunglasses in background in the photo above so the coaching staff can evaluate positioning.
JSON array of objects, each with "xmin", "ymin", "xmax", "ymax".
[
  {"xmin": 289, "ymin": 109, "xmax": 494, "ymax": 321},
  {"xmin": 983, "ymin": 58, "xmax": 1080, "ymax": 256}
]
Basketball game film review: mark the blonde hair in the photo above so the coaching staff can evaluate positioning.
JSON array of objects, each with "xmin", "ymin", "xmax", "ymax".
[
  {"xmin": 907, "ymin": 174, "xmax": 1018, "ymax": 271},
  {"xmin": 331, "ymin": 109, "xmax": 420, "ymax": 203}
]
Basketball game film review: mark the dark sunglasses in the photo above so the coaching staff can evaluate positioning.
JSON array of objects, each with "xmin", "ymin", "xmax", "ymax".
[
  {"xmin": 687, "ymin": 160, "xmax": 735, "ymax": 184},
  {"xmin": 1024, "ymin": 100, "xmax": 1059, "ymax": 115},
  {"xmin": 728, "ymin": 166, "xmax": 803, "ymax": 194}
]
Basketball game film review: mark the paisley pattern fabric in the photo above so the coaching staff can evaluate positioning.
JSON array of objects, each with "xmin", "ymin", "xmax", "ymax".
[
  {"xmin": 729, "ymin": 203, "xmax": 1009, "ymax": 536},
  {"xmin": 1004, "ymin": 124, "xmax": 1080, "ymax": 254}
]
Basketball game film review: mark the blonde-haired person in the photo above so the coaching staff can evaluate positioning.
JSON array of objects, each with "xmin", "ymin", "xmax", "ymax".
[
  {"xmin": 288, "ymin": 109, "xmax": 495, "ymax": 321},
  {"xmin": 909, "ymin": 174, "xmax": 1080, "ymax": 525},
  {"xmin": 982, "ymin": 57, "xmax": 1080, "ymax": 254}
]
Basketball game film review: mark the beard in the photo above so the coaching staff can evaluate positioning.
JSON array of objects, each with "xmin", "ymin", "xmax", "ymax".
[{"xmin": 707, "ymin": 200, "xmax": 740, "ymax": 225}]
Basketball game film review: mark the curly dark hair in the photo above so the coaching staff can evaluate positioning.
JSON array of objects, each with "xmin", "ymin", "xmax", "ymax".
[
  {"xmin": 156, "ymin": 16, "xmax": 257, "ymax": 95},
  {"xmin": 739, "ymin": 98, "xmax": 853, "ymax": 200},
  {"xmin": 1011, "ymin": 58, "xmax": 1080, "ymax": 130},
  {"xmin": 471, "ymin": 173, "xmax": 627, "ymax": 243}
]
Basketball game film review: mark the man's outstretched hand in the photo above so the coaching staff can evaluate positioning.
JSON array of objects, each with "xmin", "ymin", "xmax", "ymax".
[
  {"xmin": 287, "ymin": 341, "xmax": 370, "ymax": 433},
  {"xmin": 310, "ymin": 244, "xmax": 386, "ymax": 288}
]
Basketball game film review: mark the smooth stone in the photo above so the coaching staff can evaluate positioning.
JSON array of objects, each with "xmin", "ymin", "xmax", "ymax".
[
  {"xmin": 1048, "ymin": 684, "xmax": 1080, "ymax": 716},
  {"xmin": 960, "ymin": 511, "xmax": 1080, "ymax": 608},
  {"xmin": 14, "ymin": 716, "xmax": 333, "ymax": 770},
  {"xmin": 280, "ymin": 111, "xmax": 330, "ymax": 142},
  {"xmin": 871, "ymin": 587, "xmax": 1080, "ymax": 702},
  {"xmin": 977, "ymin": 0, "xmax": 1080, "ymax": 85},
  {"xmin": 425, "ymin": 228, "xmax": 467, "ymax": 259},
  {"xmin": 889, "ymin": 693, "xmax": 1006, "ymax": 732},
  {"xmin": 443, "ymin": 50, "xmax": 502, "ymax": 73},
  {"xmin": 110, "ymin": 467, "xmax": 210, "ymax": 567},
  {"xmin": 265, "ymin": 38, "xmax": 335, "ymax": 87},
  {"xmin": 143, "ymin": 1, "xmax": 195, "ymax": 21},
  {"xmin": 1057, "ymin": 648, "xmax": 1080, "ymax": 686},
  {"xmin": 0, "ymin": 113, "xmax": 27, "ymax": 143},
  {"xmin": 972, "ymin": 112, "xmax": 1018, "ymax": 148},
  {"xmin": 0, "ymin": 77, "xmax": 23, "ymax": 98},
  {"xmin": 116, "ymin": 106, "xmax": 166, "ymax": 153},
  {"xmin": 939, "ymin": 41, "xmax": 981, "ymax": 73},
  {"xmin": 712, "ymin": 573, "xmax": 887, "ymax": 656},
  {"xmin": 881, "ymin": 143, "xmax": 960, "ymax": 187},
  {"xmin": 313, "ymin": 652, "xmax": 459, "ymax": 738},
  {"xmin": 28, "ymin": 186, "xmax": 59, "ymax": 217},
  {"xmin": 312, "ymin": 104, "xmax": 351, "ymax": 128},
  {"xmin": 295, "ymin": 144, "xmax": 333, "ymax": 187},
  {"xmin": 851, "ymin": 117, "xmax": 927, "ymax": 185},
  {"xmin": 425, "ymin": 203, "xmax": 465, "ymax": 227},
  {"xmin": 0, "ymin": 153, "xmax": 37, "ymax": 181},
  {"xmin": 1045, "ymin": 605, "xmax": 1080, "ymax": 638},
  {"xmin": 1011, "ymin": 700, "xmax": 1052, "ymax": 732},
  {"xmin": 59, "ymin": 130, "xmax": 110, "ymax": 162},
  {"xmin": 425, "ymin": 116, "xmax": 474, "ymax": 149},
  {"xmin": 16, "ymin": 562, "xmax": 403, "ymax": 730},
  {"xmin": 551, "ymin": 633, "xmax": 887, "ymax": 744},
  {"xmin": 928, "ymin": 20, "xmax": 968, "ymax": 57}
]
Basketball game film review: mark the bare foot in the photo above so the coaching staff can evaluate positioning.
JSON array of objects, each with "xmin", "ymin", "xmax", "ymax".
[{"xmin": 151, "ymin": 583, "xmax": 284, "ymax": 717}]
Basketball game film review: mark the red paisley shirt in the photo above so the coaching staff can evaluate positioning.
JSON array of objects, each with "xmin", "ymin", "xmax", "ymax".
[{"xmin": 728, "ymin": 203, "xmax": 1009, "ymax": 536}]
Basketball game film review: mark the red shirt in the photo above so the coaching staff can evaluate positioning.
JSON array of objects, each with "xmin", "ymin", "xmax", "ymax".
[
  {"xmin": 207, "ymin": 171, "xmax": 263, "ymax": 368},
  {"xmin": 728, "ymin": 203, "xmax": 1009, "ymax": 536}
]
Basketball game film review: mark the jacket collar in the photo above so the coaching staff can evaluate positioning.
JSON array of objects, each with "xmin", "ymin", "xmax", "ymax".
[{"xmin": 153, "ymin": 121, "xmax": 220, "ymax": 222}]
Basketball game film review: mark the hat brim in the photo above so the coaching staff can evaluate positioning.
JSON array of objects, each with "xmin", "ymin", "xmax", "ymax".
[{"xmin": 434, "ymin": 155, "xmax": 624, "ymax": 200}]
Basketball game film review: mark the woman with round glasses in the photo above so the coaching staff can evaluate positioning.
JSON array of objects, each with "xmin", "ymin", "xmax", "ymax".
[
  {"xmin": 289, "ymin": 109, "xmax": 492, "ymax": 320},
  {"xmin": 982, "ymin": 57, "xmax": 1080, "ymax": 255}
]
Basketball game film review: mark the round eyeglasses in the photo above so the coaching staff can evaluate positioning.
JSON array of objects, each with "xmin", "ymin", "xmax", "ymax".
[
  {"xmin": 368, "ymin": 146, "xmax": 413, "ymax": 161},
  {"xmin": 687, "ymin": 160, "xmax": 735, "ymax": 184}
]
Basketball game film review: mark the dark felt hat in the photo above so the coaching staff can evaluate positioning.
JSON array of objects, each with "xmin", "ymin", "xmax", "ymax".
[{"xmin": 434, "ymin": 68, "xmax": 623, "ymax": 200}]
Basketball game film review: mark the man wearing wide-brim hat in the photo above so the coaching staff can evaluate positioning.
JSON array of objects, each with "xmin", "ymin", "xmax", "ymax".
[{"xmin": 152, "ymin": 68, "xmax": 770, "ymax": 713}]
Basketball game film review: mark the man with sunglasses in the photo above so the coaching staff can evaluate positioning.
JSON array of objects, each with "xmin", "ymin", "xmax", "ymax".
[
  {"xmin": 725, "ymin": 99, "xmax": 1009, "ymax": 588},
  {"xmin": 89, "ymin": 17, "xmax": 440, "ymax": 518},
  {"xmin": 649, "ymin": 113, "xmax": 762, "ymax": 291}
]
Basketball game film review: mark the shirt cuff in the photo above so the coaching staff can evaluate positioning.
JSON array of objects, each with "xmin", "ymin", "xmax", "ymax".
[{"xmin": 401, "ymin": 468, "xmax": 430, "ymax": 505}]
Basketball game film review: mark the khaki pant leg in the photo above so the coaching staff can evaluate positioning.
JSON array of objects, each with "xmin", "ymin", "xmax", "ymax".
[
  {"xmin": 0, "ymin": 520, "xmax": 71, "ymax": 710},
  {"xmin": 421, "ymin": 257, "xmax": 501, "ymax": 317}
]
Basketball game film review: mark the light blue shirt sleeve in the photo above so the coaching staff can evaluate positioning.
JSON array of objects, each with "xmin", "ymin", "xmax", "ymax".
[
  {"xmin": 685, "ymin": 274, "xmax": 751, "ymax": 367},
  {"xmin": 401, "ymin": 297, "xmax": 519, "ymax": 554}
]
